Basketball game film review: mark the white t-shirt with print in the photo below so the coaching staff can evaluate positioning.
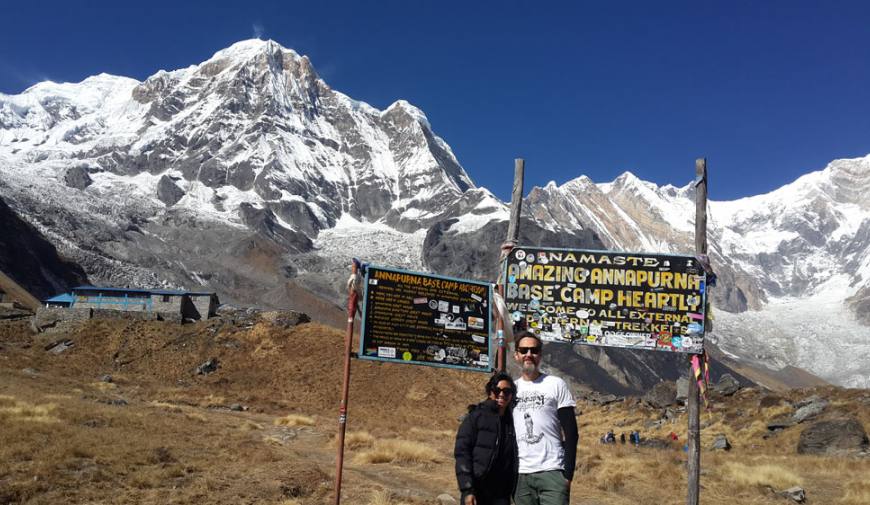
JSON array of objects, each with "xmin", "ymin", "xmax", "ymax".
[{"xmin": 512, "ymin": 373, "xmax": 576, "ymax": 474}]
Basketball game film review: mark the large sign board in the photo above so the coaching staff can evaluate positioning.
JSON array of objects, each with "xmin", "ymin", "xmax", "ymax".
[
  {"xmin": 359, "ymin": 266, "xmax": 493, "ymax": 371},
  {"xmin": 504, "ymin": 247, "xmax": 707, "ymax": 354}
]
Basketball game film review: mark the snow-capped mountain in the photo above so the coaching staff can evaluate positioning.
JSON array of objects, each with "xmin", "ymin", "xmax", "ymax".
[
  {"xmin": 0, "ymin": 39, "xmax": 500, "ymax": 293},
  {"xmin": 509, "ymin": 158, "xmax": 870, "ymax": 388},
  {"xmin": 1, "ymin": 39, "xmax": 868, "ymax": 388},
  {"xmin": 0, "ymin": 39, "xmax": 497, "ymax": 233}
]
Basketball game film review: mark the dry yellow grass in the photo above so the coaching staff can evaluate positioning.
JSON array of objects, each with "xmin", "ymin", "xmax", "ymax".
[
  {"xmin": 147, "ymin": 400, "xmax": 185, "ymax": 414},
  {"xmin": 2, "ymin": 317, "xmax": 868, "ymax": 505},
  {"xmin": 200, "ymin": 393, "xmax": 226, "ymax": 406},
  {"xmin": 0, "ymin": 397, "xmax": 59, "ymax": 423},
  {"xmin": 354, "ymin": 438, "xmax": 442, "ymax": 465},
  {"xmin": 408, "ymin": 426, "xmax": 454, "ymax": 439},
  {"xmin": 240, "ymin": 420, "xmax": 264, "ymax": 431},
  {"xmin": 366, "ymin": 489, "xmax": 416, "ymax": 505},
  {"xmin": 185, "ymin": 411, "xmax": 208, "ymax": 422},
  {"xmin": 368, "ymin": 489, "xmax": 393, "ymax": 505},
  {"xmin": 42, "ymin": 393, "xmax": 73, "ymax": 400},
  {"xmin": 842, "ymin": 480, "xmax": 870, "ymax": 505},
  {"xmin": 330, "ymin": 430, "xmax": 375, "ymax": 450},
  {"xmin": 274, "ymin": 414, "xmax": 316, "ymax": 427},
  {"xmin": 89, "ymin": 381, "xmax": 117, "ymax": 391},
  {"xmin": 722, "ymin": 461, "xmax": 803, "ymax": 489}
]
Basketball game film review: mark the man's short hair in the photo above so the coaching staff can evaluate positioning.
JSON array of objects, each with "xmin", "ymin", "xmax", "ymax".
[{"xmin": 513, "ymin": 329, "xmax": 542, "ymax": 349}]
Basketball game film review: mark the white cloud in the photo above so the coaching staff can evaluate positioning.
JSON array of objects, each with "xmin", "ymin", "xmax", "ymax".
[{"xmin": 252, "ymin": 23, "xmax": 265, "ymax": 40}]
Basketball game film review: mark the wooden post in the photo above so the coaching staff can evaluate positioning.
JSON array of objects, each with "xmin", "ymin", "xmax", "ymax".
[
  {"xmin": 497, "ymin": 158, "xmax": 525, "ymax": 371},
  {"xmin": 688, "ymin": 158, "xmax": 707, "ymax": 505},
  {"xmin": 333, "ymin": 261, "xmax": 360, "ymax": 505}
]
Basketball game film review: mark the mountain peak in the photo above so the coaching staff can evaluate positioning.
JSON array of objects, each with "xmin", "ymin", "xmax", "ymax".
[
  {"xmin": 211, "ymin": 39, "xmax": 298, "ymax": 61},
  {"xmin": 613, "ymin": 170, "xmax": 640, "ymax": 184},
  {"xmin": 383, "ymin": 100, "xmax": 432, "ymax": 129}
]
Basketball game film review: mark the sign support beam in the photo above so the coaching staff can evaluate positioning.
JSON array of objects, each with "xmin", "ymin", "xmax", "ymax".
[
  {"xmin": 497, "ymin": 158, "xmax": 525, "ymax": 371},
  {"xmin": 688, "ymin": 158, "xmax": 707, "ymax": 505}
]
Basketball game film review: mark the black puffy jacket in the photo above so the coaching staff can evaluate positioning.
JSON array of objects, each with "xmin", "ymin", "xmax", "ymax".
[{"xmin": 454, "ymin": 399, "xmax": 518, "ymax": 501}]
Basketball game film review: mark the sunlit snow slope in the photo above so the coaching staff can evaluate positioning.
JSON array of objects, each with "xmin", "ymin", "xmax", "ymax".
[{"xmin": 1, "ymin": 39, "xmax": 868, "ymax": 386}]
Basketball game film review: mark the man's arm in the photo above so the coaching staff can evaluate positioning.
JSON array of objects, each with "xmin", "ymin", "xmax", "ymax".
[{"xmin": 557, "ymin": 406, "xmax": 578, "ymax": 481}]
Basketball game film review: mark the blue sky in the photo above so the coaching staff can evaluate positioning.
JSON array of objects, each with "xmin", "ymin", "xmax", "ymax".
[{"xmin": 2, "ymin": 0, "xmax": 869, "ymax": 201}]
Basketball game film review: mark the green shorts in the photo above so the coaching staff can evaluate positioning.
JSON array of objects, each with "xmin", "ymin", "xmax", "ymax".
[{"xmin": 514, "ymin": 470, "xmax": 569, "ymax": 505}]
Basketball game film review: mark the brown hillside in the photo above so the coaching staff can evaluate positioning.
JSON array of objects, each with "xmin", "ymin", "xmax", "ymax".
[{"xmin": 1, "ymin": 315, "xmax": 869, "ymax": 505}]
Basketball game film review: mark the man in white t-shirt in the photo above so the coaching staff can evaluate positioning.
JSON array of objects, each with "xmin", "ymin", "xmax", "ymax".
[{"xmin": 512, "ymin": 330, "xmax": 578, "ymax": 505}]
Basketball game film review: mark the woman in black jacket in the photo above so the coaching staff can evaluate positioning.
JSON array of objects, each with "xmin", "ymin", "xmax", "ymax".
[{"xmin": 454, "ymin": 372, "xmax": 518, "ymax": 505}]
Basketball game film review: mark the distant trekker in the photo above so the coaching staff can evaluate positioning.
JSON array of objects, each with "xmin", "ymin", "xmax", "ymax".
[{"xmin": 512, "ymin": 330, "xmax": 578, "ymax": 505}]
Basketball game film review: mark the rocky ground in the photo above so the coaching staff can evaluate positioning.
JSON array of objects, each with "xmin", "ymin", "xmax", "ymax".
[{"xmin": 0, "ymin": 309, "xmax": 868, "ymax": 505}]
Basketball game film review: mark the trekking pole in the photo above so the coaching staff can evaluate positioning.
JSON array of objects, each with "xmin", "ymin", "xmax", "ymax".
[{"xmin": 334, "ymin": 260, "xmax": 360, "ymax": 505}]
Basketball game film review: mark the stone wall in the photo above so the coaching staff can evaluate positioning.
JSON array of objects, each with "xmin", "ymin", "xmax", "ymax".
[
  {"xmin": 33, "ymin": 306, "xmax": 91, "ymax": 332},
  {"xmin": 74, "ymin": 295, "xmax": 151, "ymax": 312},
  {"xmin": 33, "ymin": 305, "xmax": 185, "ymax": 331},
  {"xmin": 151, "ymin": 295, "xmax": 184, "ymax": 314},
  {"xmin": 91, "ymin": 308, "xmax": 159, "ymax": 321}
]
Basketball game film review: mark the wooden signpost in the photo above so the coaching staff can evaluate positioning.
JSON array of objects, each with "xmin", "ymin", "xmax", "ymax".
[
  {"xmin": 497, "ymin": 158, "xmax": 525, "ymax": 372},
  {"xmin": 687, "ymin": 158, "xmax": 708, "ymax": 505}
]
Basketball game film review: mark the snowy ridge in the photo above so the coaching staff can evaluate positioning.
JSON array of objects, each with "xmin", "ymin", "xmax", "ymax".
[
  {"xmin": 1, "ymin": 39, "xmax": 869, "ymax": 386},
  {"xmin": 531, "ymin": 155, "xmax": 870, "ymax": 387}
]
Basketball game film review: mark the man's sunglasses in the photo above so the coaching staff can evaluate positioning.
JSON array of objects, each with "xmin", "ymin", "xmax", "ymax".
[
  {"xmin": 516, "ymin": 346, "xmax": 542, "ymax": 355},
  {"xmin": 494, "ymin": 387, "xmax": 514, "ymax": 396}
]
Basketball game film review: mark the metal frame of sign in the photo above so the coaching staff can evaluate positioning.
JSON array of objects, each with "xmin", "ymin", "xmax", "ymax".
[
  {"xmin": 358, "ymin": 265, "xmax": 494, "ymax": 372},
  {"xmin": 502, "ymin": 246, "xmax": 707, "ymax": 354}
]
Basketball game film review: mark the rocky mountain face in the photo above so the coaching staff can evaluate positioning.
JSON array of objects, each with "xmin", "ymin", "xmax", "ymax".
[
  {"xmin": 425, "ymin": 158, "xmax": 870, "ymax": 389},
  {"xmin": 1, "ymin": 39, "xmax": 868, "ymax": 390},
  {"xmin": 0, "ymin": 196, "xmax": 88, "ymax": 299},
  {"xmin": 0, "ymin": 39, "xmax": 499, "ymax": 308}
]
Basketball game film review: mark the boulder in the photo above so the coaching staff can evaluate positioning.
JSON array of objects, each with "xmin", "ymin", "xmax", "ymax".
[
  {"xmin": 436, "ymin": 494, "xmax": 457, "ymax": 505},
  {"xmin": 157, "ymin": 175, "xmax": 185, "ymax": 206},
  {"xmin": 676, "ymin": 376, "xmax": 690, "ymax": 403},
  {"xmin": 797, "ymin": 418, "xmax": 869, "ymax": 455},
  {"xmin": 767, "ymin": 415, "xmax": 798, "ymax": 431},
  {"xmin": 793, "ymin": 398, "xmax": 828, "ymax": 423},
  {"xmin": 794, "ymin": 395, "xmax": 822, "ymax": 409},
  {"xmin": 713, "ymin": 373, "xmax": 740, "ymax": 396},
  {"xmin": 260, "ymin": 310, "xmax": 311, "ymax": 328},
  {"xmin": 592, "ymin": 393, "xmax": 620, "ymax": 406},
  {"xmin": 643, "ymin": 381, "xmax": 677, "ymax": 408},
  {"xmin": 45, "ymin": 339, "xmax": 74, "ymax": 354},
  {"xmin": 195, "ymin": 358, "xmax": 219, "ymax": 375},
  {"xmin": 711, "ymin": 434, "xmax": 731, "ymax": 451},
  {"xmin": 777, "ymin": 486, "xmax": 806, "ymax": 503},
  {"xmin": 0, "ymin": 305, "xmax": 32, "ymax": 320},
  {"xmin": 63, "ymin": 165, "xmax": 93, "ymax": 189}
]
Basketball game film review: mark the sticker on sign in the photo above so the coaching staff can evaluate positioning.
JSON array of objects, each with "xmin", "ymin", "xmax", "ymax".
[{"xmin": 378, "ymin": 347, "xmax": 396, "ymax": 358}]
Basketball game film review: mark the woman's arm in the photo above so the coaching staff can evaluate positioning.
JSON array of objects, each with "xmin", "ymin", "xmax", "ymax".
[{"xmin": 454, "ymin": 411, "xmax": 478, "ymax": 497}]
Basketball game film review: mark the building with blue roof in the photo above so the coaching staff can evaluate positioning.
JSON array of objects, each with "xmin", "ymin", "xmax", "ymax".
[{"xmin": 44, "ymin": 286, "xmax": 219, "ymax": 320}]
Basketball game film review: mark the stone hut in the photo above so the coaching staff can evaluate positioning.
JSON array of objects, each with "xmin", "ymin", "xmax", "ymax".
[{"xmin": 66, "ymin": 286, "xmax": 219, "ymax": 320}]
